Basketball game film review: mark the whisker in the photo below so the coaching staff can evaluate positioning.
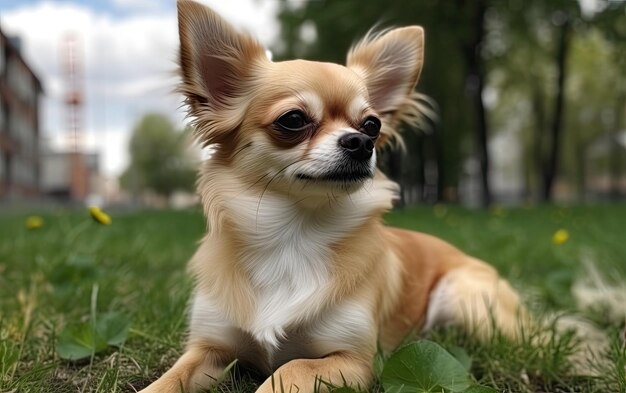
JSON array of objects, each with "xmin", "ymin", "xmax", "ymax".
[
  {"xmin": 362, "ymin": 179, "xmax": 374, "ymax": 197},
  {"xmin": 240, "ymin": 172, "xmax": 271, "ymax": 195},
  {"xmin": 255, "ymin": 160, "xmax": 303, "ymax": 228},
  {"xmin": 230, "ymin": 142, "xmax": 253, "ymax": 160},
  {"xmin": 292, "ymin": 195, "xmax": 314, "ymax": 206},
  {"xmin": 345, "ymin": 185, "xmax": 355, "ymax": 205}
]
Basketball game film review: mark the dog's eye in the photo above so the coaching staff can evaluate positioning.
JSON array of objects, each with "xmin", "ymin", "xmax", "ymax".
[
  {"xmin": 275, "ymin": 110, "xmax": 309, "ymax": 131},
  {"xmin": 361, "ymin": 116, "xmax": 381, "ymax": 138}
]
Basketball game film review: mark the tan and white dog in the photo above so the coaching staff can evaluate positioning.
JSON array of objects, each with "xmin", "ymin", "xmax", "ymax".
[{"xmin": 140, "ymin": 1, "xmax": 528, "ymax": 392}]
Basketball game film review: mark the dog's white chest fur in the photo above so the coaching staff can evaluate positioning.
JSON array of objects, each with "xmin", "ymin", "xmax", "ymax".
[
  {"xmin": 189, "ymin": 176, "xmax": 396, "ymax": 366},
  {"xmin": 228, "ymin": 192, "xmax": 368, "ymax": 349}
]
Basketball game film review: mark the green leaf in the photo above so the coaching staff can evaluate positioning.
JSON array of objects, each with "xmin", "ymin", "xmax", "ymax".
[
  {"xmin": 448, "ymin": 346, "xmax": 472, "ymax": 371},
  {"xmin": 373, "ymin": 350, "xmax": 386, "ymax": 378},
  {"xmin": 96, "ymin": 312, "xmax": 131, "ymax": 346},
  {"xmin": 56, "ymin": 323, "xmax": 108, "ymax": 361},
  {"xmin": 464, "ymin": 386, "xmax": 498, "ymax": 393},
  {"xmin": 56, "ymin": 312, "xmax": 132, "ymax": 361},
  {"xmin": 381, "ymin": 340, "xmax": 472, "ymax": 393}
]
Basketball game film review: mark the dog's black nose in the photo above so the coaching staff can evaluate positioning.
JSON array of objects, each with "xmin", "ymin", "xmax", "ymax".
[{"xmin": 338, "ymin": 133, "xmax": 374, "ymax": 161}]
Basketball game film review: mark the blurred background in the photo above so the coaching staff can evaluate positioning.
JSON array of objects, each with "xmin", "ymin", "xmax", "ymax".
[{"xmin": 0, "ymin": 0, "xmax": 624, "ymax": 209}]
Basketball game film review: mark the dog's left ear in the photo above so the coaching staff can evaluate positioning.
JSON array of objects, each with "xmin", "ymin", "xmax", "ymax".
[{"xmin": 347, "ymin": 27, "xmax": 424, "ymax": 132}]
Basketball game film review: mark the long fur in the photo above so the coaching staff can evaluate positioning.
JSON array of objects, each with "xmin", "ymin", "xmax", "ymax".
[{"xmin": 140, "ymin": 2, "xmax": 529, "ymax": 393}]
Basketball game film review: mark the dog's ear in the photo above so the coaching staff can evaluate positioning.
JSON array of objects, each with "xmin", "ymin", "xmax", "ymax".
[
  {"xmin": 177, "ymin": 0, "xmax": 267, "ymax": 146},
  {"xmin": 347, "ymin": 27, "xmax": 425, "ymax": 143}
]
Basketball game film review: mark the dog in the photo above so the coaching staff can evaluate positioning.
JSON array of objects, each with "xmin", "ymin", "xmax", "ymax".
[{"xmin": 139, "ymin": 1, "xmax": 528, "ymax": 392}]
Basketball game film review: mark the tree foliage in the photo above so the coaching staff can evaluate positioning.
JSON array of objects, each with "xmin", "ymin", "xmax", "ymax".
[
  {"xmin": 487, "ymin": 0, "xmax": 626, "ymax": 201},
  {"xmin": 275, "ymin": 0, "xmax": 626, "ymax": 204},
  {"xmin": 120, "ymin": 113, "xmax": 196, "ymax": 198}
]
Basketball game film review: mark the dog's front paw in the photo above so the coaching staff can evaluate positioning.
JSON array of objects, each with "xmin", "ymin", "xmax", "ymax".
[
  {"xmin": 255, "ymin": 361, "xmax": 318, "ymax": 393},
  {"xmin": 255, "ymin": 356, "xmax": 370, "ymax": 393},
  {"xmin": 255, "ymin": 376, "xmax": 314, "ymax": 393}
]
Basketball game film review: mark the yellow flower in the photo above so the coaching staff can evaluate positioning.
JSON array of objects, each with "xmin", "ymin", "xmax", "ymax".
[
  {"xmin": 552, "ymin": 229, "xmax": 569, "ymax": 245},
  {"xmin": 25, "ymin": 216, "xmax": 44, "ymax": 230},
  {"xmin": 89, "ymin": 206, "xmax": 112, "ymax": 225}
]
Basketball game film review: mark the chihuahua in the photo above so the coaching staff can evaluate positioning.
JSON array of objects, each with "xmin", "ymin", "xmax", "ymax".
[{"xmin": 140, "ymin": 1, "xmax": 528, "ymax": 392}]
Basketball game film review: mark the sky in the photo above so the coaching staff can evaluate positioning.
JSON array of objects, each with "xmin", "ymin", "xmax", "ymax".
[{"xmin": 0, "ymin": 0, "xmax": 280, "ymax": 176}]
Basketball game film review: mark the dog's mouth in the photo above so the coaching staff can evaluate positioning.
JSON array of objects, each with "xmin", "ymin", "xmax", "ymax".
[{"xmin": 295, "ymin": 169, "xmax": 373, "ymax": 183}]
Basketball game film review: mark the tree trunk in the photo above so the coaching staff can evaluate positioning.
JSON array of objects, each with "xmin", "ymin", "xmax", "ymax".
[
  {"xmin": 433, "ymin": 124, "xmax": 446, "ymax": 203},
  {"xmin": 531, "ymin": 82, "xmax": 546, "ymax": 201},
  {"xmin": 415, "ymin": 133, "xmax": 425, "ymax": 203},
  {"xmin": 541, "ymin": 18, "xmax": 571, "ymax": 202},
  {"xmin": 464, "ymin": 0, "xmax": 491, "ymax": 207},
  {"xmin": 575, "ymin": 141, "xmax": 586, "ymax": 201}
]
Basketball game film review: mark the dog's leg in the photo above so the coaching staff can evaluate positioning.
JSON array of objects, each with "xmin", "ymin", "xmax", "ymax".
[
  {"xmin": 138, "ymin": 343, "xmax": 234, "ymax": 393},
  {"xmin": 423, "ymin": 258, "xmax": 530, "ymax": 341},
  {"xmin": 255, "ymin": 352, "xmax": 372, "ymax": 393}
]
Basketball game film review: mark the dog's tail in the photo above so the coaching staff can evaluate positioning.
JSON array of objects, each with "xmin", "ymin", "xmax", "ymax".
[
  {"xmin": 557, "ymin": 257, "xmax": 626, "ymax": 375},
  {"xmin": 512, "ymin": 257, "xmax": 626, "ymax": 380},
  {"xmin": 428, "ymin": 256, "xmax": 624, "ymax": 379},
  {"xmin": 571, "ymin": 257, "xmax": 626, "ymax": 325}
]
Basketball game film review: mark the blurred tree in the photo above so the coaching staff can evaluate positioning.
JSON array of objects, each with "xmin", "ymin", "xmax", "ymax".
[
  {"xmin": 594, "ymin": 2, "xmax": 626, "ymax": 198},
  {"xmin": 544, "ymin": 11, "xmax": 572, "ymax": 202},
  {"xmin": 488, "ymin": 0, "xmax": 626, "ymax": 201},
  {"xmin": 276, "ymin": 0, "xmax": 626, "ymax": 205},
  {"xmin": 461, "ymin": 0, "xmax": 492, "ymax": 206},
  {"xmin": 487, "ymin": 0, "xmax": 580, "ymax": 202},
  {"xmin": 120, "ymin": 114, "xmax": 196, "ymax": 199},
  {"xmin": 564, "ymin": 30, "xmax": 621, "ymax": 199}
]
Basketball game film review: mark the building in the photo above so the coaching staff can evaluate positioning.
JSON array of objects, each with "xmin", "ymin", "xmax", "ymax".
[
  {"xmin": 40, "ymin": 150, "xmax": 100, "ymax": 201},
  {"xmin": 0, "ymin": 27, "xmax": 43, "ymax": 200}
]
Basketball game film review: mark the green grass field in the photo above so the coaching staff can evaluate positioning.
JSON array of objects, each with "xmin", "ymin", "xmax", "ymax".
[{"xmin": 1, "ymin": 204, "xmax": 625, "ymax": 392}]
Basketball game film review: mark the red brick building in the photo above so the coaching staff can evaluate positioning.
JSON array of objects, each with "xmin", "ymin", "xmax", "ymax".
[{"xmin": 0, "ymin": 27, "xmax": 43, "ymax": 200}]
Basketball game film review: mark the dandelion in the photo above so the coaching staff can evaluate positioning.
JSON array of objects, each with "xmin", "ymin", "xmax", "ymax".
[
  {"xmin": 25, "ymin": 216, "xmax": 44, "ymax": 230},
  {"xmin": 89, "ymin": 206, "xmax": 112, "ymax": 225},
  {"xmin": 552, "ymin": 229, "xmax": 569, "ymax": 245}
]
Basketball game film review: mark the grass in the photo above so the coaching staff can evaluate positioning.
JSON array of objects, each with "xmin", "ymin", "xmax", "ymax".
[{"xmin": 0, "ymin": 203, "xmax": 625, "ymax": 392}]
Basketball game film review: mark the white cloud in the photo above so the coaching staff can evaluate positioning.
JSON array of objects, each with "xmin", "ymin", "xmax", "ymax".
[
  {"xmin": 199, "ymin": 0, "xmax": 279, "ymax": 46},
  {"xmin": 111, "ymin": 0, "xmax": 168, "ymax": 12},
  {"xmin": 0, "ymin": 0, "xmax": 279, "ymax": 176}
]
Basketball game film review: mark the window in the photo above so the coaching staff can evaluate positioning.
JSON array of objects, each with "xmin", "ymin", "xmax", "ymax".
[{"xmin": 7, "ymin": 59, "xmax": 33, "ymax": 104}]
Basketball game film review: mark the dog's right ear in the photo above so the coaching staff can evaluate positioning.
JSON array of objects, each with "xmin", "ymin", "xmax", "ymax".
[{"xmin": 177, "ymin": 0, "xmax": 266, "ymax": 146}]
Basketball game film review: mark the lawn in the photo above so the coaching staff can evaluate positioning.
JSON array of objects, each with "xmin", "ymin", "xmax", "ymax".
[{"xmin": 0, "ymin": 204, "xmax": 625, "ymax": 392}]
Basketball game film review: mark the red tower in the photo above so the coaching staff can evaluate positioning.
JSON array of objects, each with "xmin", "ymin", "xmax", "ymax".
[{"xmin": 62, "ymin": 33, "xmax": 88, "ymax": 201}]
